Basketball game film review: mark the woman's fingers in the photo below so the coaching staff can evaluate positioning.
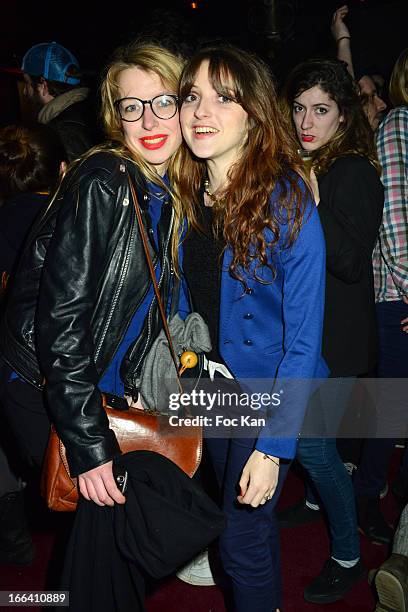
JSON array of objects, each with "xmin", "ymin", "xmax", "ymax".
[
  {"xmin": 91, "ymin": 475, "xmax": 116, "ymax": 506},
  {"xmin": 79, "ymin": 476, "xmax": 105, "ymax": 506},
  {"xmin": 78, "ymin": 475, "xmax": 91, "ymax": 501},
  {"xmin": 240, "ymin": 483, "xmax": 277, "ymax": 508},
  {"xmin": 332, "ymin": 5, "xmax": 348, "ymax": 22},
  {"xmin": 101, "ymin": 472, "xmax": 126, "ymax": 505},
  {"xmin": 238, "ymin": 470, "xmax": 250, "ymax": 500},
  {"xmin": 237, "ymin": 450, "xmax": 279, "ymax": 507},
  {"xmin": 331, "ymin": 5, "xmax": 350, "ymax": 39},
  {"xmin": 78, "ymin": 461, "xmax": 126, "ymax": 506}
]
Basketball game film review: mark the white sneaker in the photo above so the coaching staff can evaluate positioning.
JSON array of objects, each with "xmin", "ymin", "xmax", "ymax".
[
  {"xmin": 344, "ymin": 462, "xmax": 358, "ymax": 477},
  {"xmin": 176, "ymin": 549, "xmax": 216, "ymax": 586}
]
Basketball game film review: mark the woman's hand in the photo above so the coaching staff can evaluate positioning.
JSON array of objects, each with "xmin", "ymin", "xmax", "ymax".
[
  {"xmin": 331, "ymin": 5, "xmax": 350, "ymax": 42},
  {"xmin": 78, "ymin": 460, "xmax": 126, "ymax": 506},
  {"xmin": 237, "ymin": 450, "xmax": 280, "ymax": 508},
  {"xmin": 401, "ymin": 296, "xmax": 408, "ymax": 332},
  {"xmin": 309, "ymin": 168, "xmax": 320, "ymax": 205}
]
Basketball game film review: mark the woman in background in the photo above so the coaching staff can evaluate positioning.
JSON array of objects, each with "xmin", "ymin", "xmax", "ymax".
[
  {"xmin": 0, "ymin": 124, "xmax": 66, "ymax": 276},
  {"xmin": 0, "ymin": 123, "xmax": 66, "ymax": 566},
  {"xmin": 279, "ymin": 58, "xmax": 384, "ymax": 604}
]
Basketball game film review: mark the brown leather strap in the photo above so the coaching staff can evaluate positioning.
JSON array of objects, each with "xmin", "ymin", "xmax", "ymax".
[
  {"xmin": 127, "ymin": 171, "xmax": 182, "ymax": 382},
  {"xmin": 1, "ymin": 271, "xmax": 9, "ymax": 293}
]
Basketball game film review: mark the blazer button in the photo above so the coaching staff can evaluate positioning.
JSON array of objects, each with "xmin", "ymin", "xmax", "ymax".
[
  {"xmin": 224, "ymin": 339, "xmax": 231, "ymax": 344},
  {"xmin": 244, "ymin": 339, "xmax": 253, "ymax": 346},
  {"xmin": 244, "ymin": 313, "xmax": 254, "ymax": 319},
  {"xmin": 245, "ymin": 287, "xmax": 253, "ymax": 295}
]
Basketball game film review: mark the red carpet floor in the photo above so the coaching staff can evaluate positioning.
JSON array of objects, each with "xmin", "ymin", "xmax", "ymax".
[{"xmin": 0, "ymin": 452, "xmax": 403, "ymax": 612}]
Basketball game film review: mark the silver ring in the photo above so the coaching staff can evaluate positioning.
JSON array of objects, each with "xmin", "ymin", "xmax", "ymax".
[{"xmin": 264, "ymin": 493, "xmax": 272, "ymax": 501}]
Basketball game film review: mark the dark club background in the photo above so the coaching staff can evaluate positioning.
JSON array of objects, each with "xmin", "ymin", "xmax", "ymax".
[{"xmin": 1, "ymin": 0, "xmax": 407, "ymax": 124}]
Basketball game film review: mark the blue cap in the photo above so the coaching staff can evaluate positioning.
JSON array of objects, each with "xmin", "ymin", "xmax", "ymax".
[{"xmin": 22, "ymin": 41, "xmax": 81, "ymax": 85}]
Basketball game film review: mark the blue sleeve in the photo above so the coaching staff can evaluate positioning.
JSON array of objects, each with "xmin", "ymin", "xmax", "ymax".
[
  {"xmin": 178, "ymin": 275, "xmax": 191, "ymax": 319},
  {"xmin": 255, "ymin": 197, "xmax": 328, "ymax": 459},
  {"xmin": 176, "ymin": 224, "xmax": 191, "ymax": 320}
]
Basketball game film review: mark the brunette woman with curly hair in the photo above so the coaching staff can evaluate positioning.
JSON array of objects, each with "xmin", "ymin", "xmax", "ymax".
[
  {"xmin": 278, "ymin": 58, "xmax": 384, "ymax": 604},
  {"xmin": 177, "ymin": 45, "xmax": 328, "ymax": 612}
]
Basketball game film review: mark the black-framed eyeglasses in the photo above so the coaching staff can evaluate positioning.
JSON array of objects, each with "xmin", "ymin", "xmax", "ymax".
[{"xmin": 115, "ymin": 94, "xmax": 179, "ymax": 122}]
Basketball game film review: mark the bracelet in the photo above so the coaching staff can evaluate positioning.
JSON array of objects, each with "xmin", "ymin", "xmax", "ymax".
[
  {"xmin": 336, "ymin": 36, "xmax": 351, "ymax": 43},
  {"xmin": 263, "ymin": 454, "xmax": 280, "ymax": 467}
]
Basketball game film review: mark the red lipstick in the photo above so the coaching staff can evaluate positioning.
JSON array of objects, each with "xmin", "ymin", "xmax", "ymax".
[
  {"xmin": 301, "ymin": 135, "xmax": 314, "ymax": 143},
  {"xmin": 139, "ymin": 134, "xmax": 168, "ymax": 150}
]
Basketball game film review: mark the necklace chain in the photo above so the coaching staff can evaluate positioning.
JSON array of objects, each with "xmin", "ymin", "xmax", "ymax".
[{"xmin": 203, "ymin": 178, "xmax": 225, "ymax": 207}]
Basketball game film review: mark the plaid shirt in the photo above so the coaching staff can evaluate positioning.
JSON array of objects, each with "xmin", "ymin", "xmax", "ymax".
[{"xmin": 373, "ymin": 106, "xmax": 408, "ymax": 301}]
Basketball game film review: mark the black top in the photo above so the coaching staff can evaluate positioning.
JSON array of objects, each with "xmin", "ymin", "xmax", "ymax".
[
  {"xmin": 317, "ymin": 154, "xmax": 384, "ymax": 376},
  {"xmin": 0, "ymin": 192, "xmax": 47, "ymax": 276},
  {"xmin": 183, "ymin": 200, "xmax": 225, "ymax": 364}
]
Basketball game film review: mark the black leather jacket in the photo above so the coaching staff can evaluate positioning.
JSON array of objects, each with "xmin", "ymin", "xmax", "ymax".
[{"xmin": 0, "ymin": 151, "xmax": 175, "ymax": 476}]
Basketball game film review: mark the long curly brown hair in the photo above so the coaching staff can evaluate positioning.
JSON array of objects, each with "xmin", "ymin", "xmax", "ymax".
[
  {"xmin": 175, "ymin": 45, "xmax": 309, "ymax": 287},
  {"xmin": 280, "ymin": 58, "xmax": 380, "ymax": 177}
]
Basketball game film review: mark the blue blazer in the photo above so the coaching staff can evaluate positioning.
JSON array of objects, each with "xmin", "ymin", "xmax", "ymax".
[{"xmin": 218, "ymin": 181, "xmax": 328, "ymax": 459}]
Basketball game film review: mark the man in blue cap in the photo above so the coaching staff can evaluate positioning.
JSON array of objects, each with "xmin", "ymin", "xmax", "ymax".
[{"xmin": 21, "ymin": 41, "xmax": 99, "ymax": 160}]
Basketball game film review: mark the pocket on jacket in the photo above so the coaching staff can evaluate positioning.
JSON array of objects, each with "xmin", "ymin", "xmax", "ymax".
[{"xmin": 263, "ymin": 341, "xmax": 283, "ymax": 355}]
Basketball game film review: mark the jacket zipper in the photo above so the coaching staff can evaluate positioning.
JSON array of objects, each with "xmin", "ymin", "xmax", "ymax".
[
  {"xmin": 1, "ymin": 355, "xmax": 43, "ymax": 390},
  {"xmin": 94, "ymin": 213, "xmax": 136, "ymax": 362}
]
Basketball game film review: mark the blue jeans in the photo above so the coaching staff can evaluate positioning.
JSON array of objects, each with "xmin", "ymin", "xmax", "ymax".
[
  {"xmin": 205, "ymin": 436, "xmax": 289, "ymax": 612},
  {"xmin": 297, "ymin": 378, "xmax": 360, "ymax": 561},
  {"xmin": 354, "ymin": 300, "xmax": 408, "ymax": 498}
]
